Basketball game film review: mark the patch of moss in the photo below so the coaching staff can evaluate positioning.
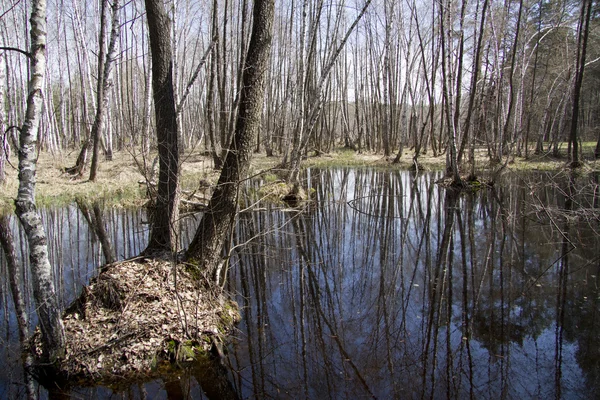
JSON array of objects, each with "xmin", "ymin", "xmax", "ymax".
[
  {"xmin": 179, "ymin": 341, "xmax": 197, "ymax": 361},
  {"xmin": 183, "ymin": 261, "xmax": 203, "ymax": 282},
  {"xmin": 217, "ymin": 300, "xmax": 241, "ymax": 334},
  {"xmin": 257, "ymin": 181, "xmax": 292, "ymax": 202},
  {"xmin": 164, "ymin": 339, "xmax": 203, "ymax": 364}
]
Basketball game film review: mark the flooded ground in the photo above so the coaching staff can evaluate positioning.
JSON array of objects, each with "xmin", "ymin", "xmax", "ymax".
[{"xmin": 1, "ymin": 168, "xmax": 599, "ymax": 399}]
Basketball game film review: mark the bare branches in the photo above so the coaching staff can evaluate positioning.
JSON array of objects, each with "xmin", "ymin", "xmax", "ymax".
[{"xmin": 176, "ymin": 37, "xmax": 217, "ymax": 116}]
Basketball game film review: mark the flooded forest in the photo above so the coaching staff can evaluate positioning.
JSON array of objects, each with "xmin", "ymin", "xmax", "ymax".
[{"xmin": 1, "ymin": 0, "xmax": 600, "ymax": 399}]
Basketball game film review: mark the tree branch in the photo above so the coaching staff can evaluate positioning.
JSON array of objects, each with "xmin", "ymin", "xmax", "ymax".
[
  {"xmin": 0, "ymin": 46, "xmax": 30, "ymax": 58},
  {"xmin": 176, "ymin": 36, "xmax": 217, "ymax": 116}
]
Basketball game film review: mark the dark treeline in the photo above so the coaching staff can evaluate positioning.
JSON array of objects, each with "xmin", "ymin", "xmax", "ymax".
[{"xmin": 1, "ymin": 0, "xmax": 599, "ymax": 183}]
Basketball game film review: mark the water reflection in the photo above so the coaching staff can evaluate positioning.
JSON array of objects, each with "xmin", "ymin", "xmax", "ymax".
[
  {"xmin": 0, "ymin": 168, "xmax": 599, "ymax": 399},
  {"xmin": 227, "ymin": 168, "xmax": 600, "ymax": 399},
  {"xmin": 0, "ymin": 204, "xmax": 150, "ymax": 399}
]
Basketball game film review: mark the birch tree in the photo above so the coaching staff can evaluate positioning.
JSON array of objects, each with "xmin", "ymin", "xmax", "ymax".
[
  {"xmin": 89, "ymin": 0, "xmax": 121, "ymax": 181},
  {"xmin": 66, "ymin": 0, "xmax": 121, "ymax": 179},
  {"xmin": 285, "ymin": 0, "xmax": 373, "ymax": 182},
  {"xmin": 15, "ymin": 0, "xmax": 65, "ymax": 362},
  {"xmin": 0, "ymin": 51, "xmax": 6, "ymax": 185}
]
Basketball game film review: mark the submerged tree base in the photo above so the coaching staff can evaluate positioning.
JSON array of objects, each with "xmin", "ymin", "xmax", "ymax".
[
  {"xmin": 436, "ymin": 174, "xmax": 492, "ymax": 191},
  {"xmin": 29, "ymin": 256, "xmax": 240, "ymax": 388}
]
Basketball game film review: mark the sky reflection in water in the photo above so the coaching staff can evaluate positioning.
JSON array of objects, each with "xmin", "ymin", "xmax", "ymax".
[{"xmin": 0, "ymin": 168, "xmax": 599, "ymax": 399}]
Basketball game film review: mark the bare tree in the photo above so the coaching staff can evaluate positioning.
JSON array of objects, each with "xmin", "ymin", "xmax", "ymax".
[
  {"xmin": 186, "ymin": 0, "xmax": 275, "ymax": 281},
  {"xmin": 568, "ymin": 0, "xmax": 593, "ymax": 168},
  {"xmin": 460, "ymin": 0, "xmax": 489, "ymax": 179},
  {"xmin": 206, "ymin": 0, "xmax": 224, "ymax": 169},
  {"xmin": 438, "ymin": 0, "xmax": 462, "ymax": 185},
  {"xmin": 0, "ymin": 51, "xmax": 6, "ymax": 185},
  {"xmin": 89, "ymin": 0, "xmax": 121, "ymax": 180},
  {"xmin": 143, "ymin": 0, "xmax": 181, "ymax": 254},
  {"xmin": 285, "ymin": 0, "xmax": 373, "ymax": 182},
  {"xmin": 66, "ymin": 0, "xmax": 121, "ymax": 179},
  {"xmin": 15, "ymin": 0, "xmax": 65, "ymax": 361}
]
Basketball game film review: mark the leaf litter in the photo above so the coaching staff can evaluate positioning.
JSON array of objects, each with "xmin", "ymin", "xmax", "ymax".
[{"xmin": 31, "ymin": 256, "xmax": 240, "ymax": 385}]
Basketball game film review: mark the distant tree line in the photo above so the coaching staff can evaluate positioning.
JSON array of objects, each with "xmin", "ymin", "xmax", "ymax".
[{"xmin": 0, "ymin": 0, "xmax": 598, "ymax": 185}]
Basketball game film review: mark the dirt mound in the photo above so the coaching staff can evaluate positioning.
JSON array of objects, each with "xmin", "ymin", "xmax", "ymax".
[{"xmin": 31, "ymin": 257, "xmax": 240, "ymax": 386}]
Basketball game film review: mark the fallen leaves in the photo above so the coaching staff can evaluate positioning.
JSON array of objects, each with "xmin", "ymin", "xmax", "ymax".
[{"xmin": 45, "ymin": 257, "xmax": 238, "ymax": 385}]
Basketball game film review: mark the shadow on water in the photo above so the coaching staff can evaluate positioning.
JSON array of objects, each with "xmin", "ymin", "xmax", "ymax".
[{"xmin": 0, "ymin": 168, "xmax": 599, "ymax": 398}]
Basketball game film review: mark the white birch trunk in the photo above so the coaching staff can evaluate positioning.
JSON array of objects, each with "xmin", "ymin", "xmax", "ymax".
[{"xmin": 15, "ymin": 0, "xmax": 65, "ymax": 362}]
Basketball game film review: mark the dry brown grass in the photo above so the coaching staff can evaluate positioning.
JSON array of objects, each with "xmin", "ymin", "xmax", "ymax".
[{"xmin": 1, "ymin": 146, "xmax": 597, "ymax": 213}]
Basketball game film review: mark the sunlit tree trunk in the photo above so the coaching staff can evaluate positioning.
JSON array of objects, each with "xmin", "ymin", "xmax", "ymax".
[
  {"xmin": 15, "ymin": 0, "xmax": 65, "ymax": 362},
  {"xmin": 381, "ymin": 1, "xmax": 393, "ymax": 158},
  {"xmin": 284, "ymin": 0, "xmax": 312, "ymax": 181},
  {"xmin": 89, "ymin": 0, "xmax": 121, "ymax": 181},
  {"xmin": 500, "ymin": 0, "xmax": 524, "ymax": 162},
  {"xmin": 439, "ymin": 0, "xmax": 461, "ymax": 185},
  {"xmin": 461, "ymin": 0, "xmax": 489, "ymax": 179},
  {"xmin": 186, "ymin": 0, "xmax": 275, "ymax": 281},
  {"xmin": 66, "ymin": 0, "xmax": 119, "ymax": 179},
  {"xmin": 143, "ymin": 0, "xmax": 181, "ymax": 253},
  {"xmin": 287, "ymin": 0, "xmax": 373, "ymax": 182}
]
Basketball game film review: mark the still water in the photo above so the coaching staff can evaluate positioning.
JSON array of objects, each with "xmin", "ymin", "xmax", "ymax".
[{"xmin": 1, "ymin": 168, "xmax": 599, "ymax": 399}]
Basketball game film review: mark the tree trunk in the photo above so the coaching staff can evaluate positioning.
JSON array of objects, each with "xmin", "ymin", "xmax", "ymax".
[
  {"xmin": 186, "ymin": 0, "xmax": 275, "ymax": 280},
  {"xmin": 439, "ymin": 0, "xmax": 461, "ymax": 185},
  {"xmin": 143, "ymin": 0, "xmax": 181, "ymax": 254},
  {"xmin": 89, "ymin": 0, "xmax": 121, "ymax": 181},
  {"xmin": 568, "ymin": 0, "xmax": 592, "ymax": 168},
  {"xmin": 0, "ymin": 51, "xmax": 6, "ymax": 185},
  {"xmin": 286, "ymin": 0, "xmax": 373, "ymax": 181},
  {"xmin": 15, "ymin": 0, "xmax": 65, "ymax": 362},
  {"xmin": 207, "ymin": 0, "xmax": 223, "ymax": 170},
  {"xmin": 0, "ymin": 216, "xmax": 36, "ymax": 399}
]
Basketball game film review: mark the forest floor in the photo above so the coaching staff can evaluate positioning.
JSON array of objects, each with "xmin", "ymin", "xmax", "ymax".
[{"xmin": 1, "ymin": 144, "xmax": 599, "ymax": 212}]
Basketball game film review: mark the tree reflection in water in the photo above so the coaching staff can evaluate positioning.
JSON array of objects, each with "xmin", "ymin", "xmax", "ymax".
[
  {"xmin": 227, "ymin": 168, "xmax": 600, "ymax": 399},
  {"xmin": 0, "ymin": 169, "xmax": 599, "ymax": 399}
]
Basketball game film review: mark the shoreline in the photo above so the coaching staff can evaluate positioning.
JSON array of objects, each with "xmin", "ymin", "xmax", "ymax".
[{"xmin": 1, "ymin": 146, "xmax": 598, "ymax": 212}]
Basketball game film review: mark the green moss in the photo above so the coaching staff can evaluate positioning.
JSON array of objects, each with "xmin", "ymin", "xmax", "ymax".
[
  {"xmin": 257, "ymin": 181, "xmax": 291, "ymax": 202},
  {"xmin": 163, "ymin": 339, "xmax": 206, "ymax": 364},
  {"xmin": 167, "ymin": 339, "xmax": 177, "ymax": 353},
  {"xmin": 217, "ymin": 300, "xmax": 241, "ymax": 334},
  {"xmin": 179, "ymin": 341, "xmax": 197, "ymax": 361},
  {"xmin": 183, "ymin": 261, "xmax": 203, "ymax": 282}
]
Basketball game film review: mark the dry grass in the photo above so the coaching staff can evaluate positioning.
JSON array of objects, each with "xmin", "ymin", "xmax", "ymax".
[{"xmin": 1, "ymin": 146, "xmax": 597, "ymax": 213}]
